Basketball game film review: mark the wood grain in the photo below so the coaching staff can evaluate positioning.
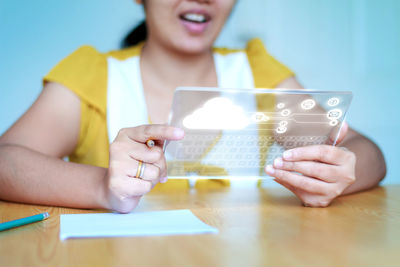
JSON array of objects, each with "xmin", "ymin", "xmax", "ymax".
[{"xmin": 1, "ymin": 185, "xmax": 399, "ymax": 267}]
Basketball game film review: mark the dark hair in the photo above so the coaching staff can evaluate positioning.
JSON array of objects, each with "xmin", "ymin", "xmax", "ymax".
[{"xmin": 121, "ymin": 21, "xmax": 147, "ymax": 48}]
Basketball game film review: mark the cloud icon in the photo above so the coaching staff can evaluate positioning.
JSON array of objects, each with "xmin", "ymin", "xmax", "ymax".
[{"xmin": 182, "ymin": 97, "xmax": 249, "ymax": 130}]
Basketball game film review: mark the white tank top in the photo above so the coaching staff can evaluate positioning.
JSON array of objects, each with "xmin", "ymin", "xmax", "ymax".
[{"xmin": 106, "ymin": 51, "xmax": 260, "ymax": 188}]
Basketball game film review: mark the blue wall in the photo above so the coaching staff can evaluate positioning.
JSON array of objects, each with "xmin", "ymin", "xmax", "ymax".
[{"xmin": 1, "ymin": 0, "xmax": 399, "ymax": 183}]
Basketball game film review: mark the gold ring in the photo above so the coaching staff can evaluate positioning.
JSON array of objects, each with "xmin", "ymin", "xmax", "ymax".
[
  {"xmin": 139, "ymin": 162, "xmax": 146, "ymax": 178},
  {"xmin": 135, "ymin": 160, "xmax": 144, "ymax": 179}
]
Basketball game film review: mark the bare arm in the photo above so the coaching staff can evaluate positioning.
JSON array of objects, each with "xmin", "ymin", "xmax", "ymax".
[
  {"xmin": 0, "ymin": 83, "xmax": 183, "ymax": 212},
  {"xmin": 0, "ymin": 143, "xmax": 108, "ymax": 208},
  {"xmin": 339, "ymin": 129, "xmax": 386, "ymax": 194},
  {"xmin": 273, "ymin": 77, "xmax": 386, "ymax": 197},
  {"xmin": 0, "ymin": 83, "xmax": 109, "ymax": 208}
]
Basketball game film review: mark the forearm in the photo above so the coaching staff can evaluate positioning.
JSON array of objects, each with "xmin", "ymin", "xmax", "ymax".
[
  {"xmin": 341, "ymin": 133, "xmax": 386, "ymax": 194},
  {"xmin": 0, "ymin": 144, "xmax": 108, "ymax": 209}
]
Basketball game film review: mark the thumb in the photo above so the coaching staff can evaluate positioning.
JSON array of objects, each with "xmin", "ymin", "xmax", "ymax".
[{"xmin": 328, "ymin": 121, "xmax": 348, "ymax": 145}]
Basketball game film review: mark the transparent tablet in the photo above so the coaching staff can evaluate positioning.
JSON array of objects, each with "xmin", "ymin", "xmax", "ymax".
[{"xmin": 164, "ymin": 87, "xmax": 352, "ymax": 179}]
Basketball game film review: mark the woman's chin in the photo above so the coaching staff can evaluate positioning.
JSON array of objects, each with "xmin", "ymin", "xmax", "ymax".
[{"xmin": 172, "ymin": 38, "xmax": 215, "ymax": 56}]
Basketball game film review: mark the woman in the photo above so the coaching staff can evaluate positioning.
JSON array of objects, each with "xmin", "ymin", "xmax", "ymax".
[{"xmin": 0, "ymin": 0, "xmax": 386, "ymax": 212}]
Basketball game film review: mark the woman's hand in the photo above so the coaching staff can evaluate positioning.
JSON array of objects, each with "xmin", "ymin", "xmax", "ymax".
[
  {"xmin": 103, "ymin": 125, "xmax": 184, "ymax": 213},
  {"xmin": 265, "ymin": 123, "xmax": 356, "ymax": 207}
]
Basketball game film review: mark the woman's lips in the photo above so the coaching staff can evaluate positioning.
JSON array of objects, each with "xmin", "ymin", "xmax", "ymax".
[
  {"xmin": 181, "ymin": 20, "xmax": 210, "ymax": 34},
  {"xmin": 179, "ymin": 11, "xmax": 211, "ymax": 35}
]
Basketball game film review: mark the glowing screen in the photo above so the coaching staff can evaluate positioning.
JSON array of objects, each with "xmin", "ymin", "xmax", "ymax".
[{"xmin": 164, "ymin": 87, "xmax": 352, "ymax": 179}]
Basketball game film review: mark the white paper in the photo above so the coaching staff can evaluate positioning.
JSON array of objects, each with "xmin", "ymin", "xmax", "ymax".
[{"xmin": 60, "ymin": 209, "xmax": 218, "ymax": 240}]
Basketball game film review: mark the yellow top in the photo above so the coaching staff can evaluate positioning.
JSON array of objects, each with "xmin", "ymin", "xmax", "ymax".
[{"xmin": 43, "ymin": 38, "xmax": 293, "ymax": 191}]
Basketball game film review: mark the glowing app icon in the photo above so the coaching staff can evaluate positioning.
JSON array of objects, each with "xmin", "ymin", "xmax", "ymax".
[
  {"xmin": 279, "ymin": 120, "xmax": 288, "ymax": 127},
  {"xmin": 277, "ymin": 103, "xmax": 285, "ymax": 109},
  {"xmin": 276, "ymin": 126, "xmax": 287, "ymax": 134},
  {"xmin": 281, "ymin": 109, "xmax": 291, "ymax": 117},
  {"xmin": 251, "ymin": 112, "xmax": 269, "ymax": 122},
  {"xmin": 328, "ymin": 97, "xmax": 340, "ymax": 107},
  {"xmin": 327, "ymin": 109, "xmax": 343, "ymax": 120},
  {"xmin": 301, "ymin": 99, "xmax": 316, "ymax": 110},
  {"xmin": 329, "ymin": 120, "xmax": 339, "ymax": 126}
]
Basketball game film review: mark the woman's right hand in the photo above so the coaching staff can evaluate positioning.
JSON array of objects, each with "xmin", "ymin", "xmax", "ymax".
[{"xmin": 103, "ymin": 125, "xmax": 184, "ymax": 213}]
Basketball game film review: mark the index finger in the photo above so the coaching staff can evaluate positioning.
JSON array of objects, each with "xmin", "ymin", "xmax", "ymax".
[
  {"xmin": 282, "ymin": 145, "xmax": 348, "ymax": 165},
  {"xmin": 120, "ymin": 124, "xmax": 185, "ymax": 143}
]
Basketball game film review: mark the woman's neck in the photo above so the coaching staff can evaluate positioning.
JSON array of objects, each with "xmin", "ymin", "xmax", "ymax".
[
  {"xmin": 139, "ymin": 38, "xmax": 218, "ymax": 124},
  {"xmin": 140, "ymin": 39, "xmax": 218, "ymax": 91}
]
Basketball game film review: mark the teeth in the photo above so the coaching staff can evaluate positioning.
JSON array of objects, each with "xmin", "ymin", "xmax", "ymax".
[{"xmin": 183, "ymin": 13, "xmax": 206, "ymax": 23}]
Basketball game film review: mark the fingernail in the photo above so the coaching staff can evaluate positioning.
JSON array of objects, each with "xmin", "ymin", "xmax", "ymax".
[
  {"xmin": 160, "ymin": 177, "xmax": 168, "ymax": 183},
  {"xmin": 283, "ymin": 150, "xmax": 293, "ymax": 160},
  {"xmin": 265, "ymin": 165, "xmax": 275, "ymax": 175},
  {"xmin": 274, "ymin": 157, "xmax": 283, "ymax": 168},
  {"xmin": 174, "ymin": 128, "xmax": 185, "ymax": 139}
]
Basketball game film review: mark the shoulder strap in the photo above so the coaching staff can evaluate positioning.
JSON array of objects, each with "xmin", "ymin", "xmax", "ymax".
[{"xmin": 246, "ymin": 38, "xmax": 293, "ymax": 88}]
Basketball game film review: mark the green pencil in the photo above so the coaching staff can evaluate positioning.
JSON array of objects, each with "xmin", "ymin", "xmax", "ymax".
[{"xmin": 0, "ymin": 212, "xmax": 50, "ymax": 232}]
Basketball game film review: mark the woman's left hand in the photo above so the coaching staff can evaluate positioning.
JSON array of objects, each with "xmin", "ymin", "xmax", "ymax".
[{"xmin": 265, "ymin": 123, "xmax": 356, "ymax": 207}]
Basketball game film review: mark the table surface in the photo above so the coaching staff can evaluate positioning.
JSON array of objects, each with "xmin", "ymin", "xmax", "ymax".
[{"xmin": 1, "ymin": 185, "xmax": 399, "ymax": 267}]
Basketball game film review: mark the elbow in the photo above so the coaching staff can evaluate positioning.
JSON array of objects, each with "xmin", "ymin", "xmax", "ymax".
[
  {"xmin": 370, "ymin": 144, "xmax": 387, "ymax": 188},
  {"xmin": 377, "ymin": 154, "xmax": 387, "ymax": 185}
]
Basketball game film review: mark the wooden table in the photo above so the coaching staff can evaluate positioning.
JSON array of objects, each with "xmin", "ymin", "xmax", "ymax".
[{"xmin": 1, "ymin": 185, "xmax": 399, "ymax": 267}]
